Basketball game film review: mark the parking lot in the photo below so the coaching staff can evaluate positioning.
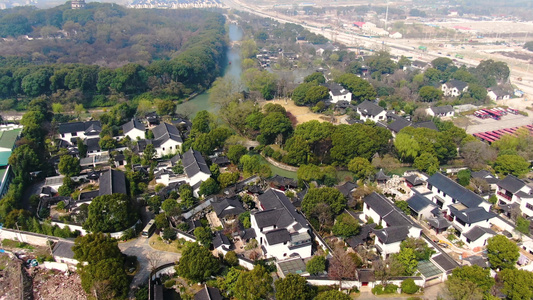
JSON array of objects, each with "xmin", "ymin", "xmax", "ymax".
[{"xmin": 465, "ymin": 113, "xmax": 533, "ymax": 134}]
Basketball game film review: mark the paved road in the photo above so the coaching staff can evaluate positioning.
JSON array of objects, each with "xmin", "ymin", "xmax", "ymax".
[{"xmin": 118, "ymin": 237, "xmax": 181, "ymax": 289}]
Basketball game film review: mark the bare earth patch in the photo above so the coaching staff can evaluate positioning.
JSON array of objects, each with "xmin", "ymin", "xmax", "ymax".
[
  {"xmin": 0, "ymin": 254, "xmax": 23, "ymax": 300},
  {"xmin": 32, "ymin": 269, "xmax": 86, "ymax": 300},
  {"xmin": 261, "ymin": 99, "xmax": 335, "ymax": 125}
]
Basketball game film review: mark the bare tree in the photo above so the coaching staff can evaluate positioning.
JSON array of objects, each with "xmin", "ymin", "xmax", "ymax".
[
  {"xmin": 148, "ymin": 252, "xmax": 162, "ymax": 271},
  {"xmin": 328, "ymin": 243, "xmax": 357, "ymax": 288}
]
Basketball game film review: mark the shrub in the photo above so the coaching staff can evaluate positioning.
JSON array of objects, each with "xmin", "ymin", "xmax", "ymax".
[
  {"xmin": 372, "ymin": 284, "xmax": 399, "ymax": 295},
  {"xmin": 164, "ymin": 279, "xmax": 176, "ymax": 288},
  {"xmin": 272, "ymin": 151, "xmax": 283, "ymax": 161},
  {"xmin": 401, "ymin": 279, "xmax": 419, "ymax": 294},
  {"xmin": 263, "ymin": 146, "xmax": 274, "ymax": 157}
]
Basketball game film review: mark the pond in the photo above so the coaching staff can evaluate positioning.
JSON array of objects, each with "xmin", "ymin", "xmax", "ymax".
[{"xmin": 175, "ymin": 23, "xmax": 243, "ymax": 117}]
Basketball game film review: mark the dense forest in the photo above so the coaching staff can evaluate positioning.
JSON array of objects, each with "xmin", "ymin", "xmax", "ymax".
[{"xmin": 0, "ymin": 4, "xmax": 227, "ymax": 110}]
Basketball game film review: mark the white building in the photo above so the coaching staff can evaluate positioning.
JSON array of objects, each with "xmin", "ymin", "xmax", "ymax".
[
  {"xmin": 389, "ymin": 32, "xmax": 403, "ymax": 39},
  {"xmin": 327, "ymin": 82, "xmax": 352, "ymax": 103},
  {"xmin": 357, "ymin": 100, "xmax": 387, "ymax": 123},
  {"xmin": 58, "ymin": 121, "xmax": 101, "ymax": 144},
  {"xmin": 182, "ymin": 148, "xmax": 211, "ymax": 193},
  {"xmin": 251, "ymin": 188, "xmax": 312, "ymax": 261},
  {"xmin": 496, "ymin": 175, "xmax": 533, "ymax": 218},
  {"xmin": 362, "ymin": 192, "xmax": 423, "ymax": 258},
  {"xmin": 487, "ymin": 88, "xmax": 511, "ymax": 101},
  {"xmin": 122, "ymin": 118, "xmax": 146, "ymax": 141},
  {"xmin": 152, "ymin": 123, "xmax": 183, "ymax": 157},
  {"xmin": 426, "ymin": 105, "xmax": 455, "ymax": 118},
  {"xmin": 461, "ymin": 226, "xmax": 496, "ymax": 249},
  {"xmin": 441, "ymin": 80, "xmax": 469, "ymax": 97}
]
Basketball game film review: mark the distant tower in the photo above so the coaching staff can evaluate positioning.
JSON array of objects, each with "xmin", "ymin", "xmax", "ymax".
[{"xmin": 71, "ymin": 0, "xmax": 85, "ymax": 9}]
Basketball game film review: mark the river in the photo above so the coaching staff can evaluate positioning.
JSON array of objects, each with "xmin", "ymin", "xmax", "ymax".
[{"xmin": 176, "ymin": 23, "xmax": 243, "ymax": 117}]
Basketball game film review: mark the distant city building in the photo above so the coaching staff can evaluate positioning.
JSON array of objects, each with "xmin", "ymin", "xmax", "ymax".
[{"xmin": 71, "ymin": 0, "xmax": 86, "ymax": 9}]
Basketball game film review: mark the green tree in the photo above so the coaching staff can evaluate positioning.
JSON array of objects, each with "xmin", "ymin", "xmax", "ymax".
[
  {"xmin": 83, "ymin": 194, "xmax": 137, "ymax": 233},
  {"xmin": 516, "ymin": 216, "xmax": 531, "ymax": 235},
  {"xmin": 142, "ymin": 144, "xmax": 156, "ymax": 164},
  {"xmin": 218, "ymin": 172, "xmax": 239, "ymax": 189},
  {"xmin": 193, "ymin": 227, "xmax": 212, "ymax": 248},
  {"xmin": 227, "ymin": 144, "xmax": 247, "ymax": 164},
  {"xmin": 155, "ymin": 99, "xmax": 175, "ymax": 116},
  {"xmin": 161, "ymin": 198, "xmax": 181, "ymax": 217},
  {"xmin": 306, "ymin": 255, "xmax": 326, "ymax": 275},
  {"xmin": 348, "ymin": 157, "xmax": 375, "ymax": 180},
  {"xmin": 283, "ymin": 135, "xmax": 310, "ymax": 166},
  {"xmin": 332, "ymin": 213, "xmax": 360, "ymax": 238},
  {"xmin": 525, "ymin": 41, "xmax": 533, "ymax": 52},
  {"xmin": 400, "ymin": 237, "xmax": 435, "ymax": 261},
  {"xmin": 175, "ymin": 242, "xmax": 220, "ymax": 283},
  {"xmin": 498, "ymin": 268, "xmax": 533, "ymax": 300},
  {"xmin": 239, "ymin": 211, "xmax": 251, "ymax": 228},
  {"xmin": 225, "ymin": 250, "xmax": 239, "ymax": 266},
  {"xmin": 401, "ymin": 278, "xmax": 419, "ymax": 294},
  {"xmin": 304, "ymin": 72, "xmax": 326, "ymax": 84},
  {"xmin": 199, "ymin": 178, "xmax": 220, "ymax": 196},
  {"xmin": 432, "ymin": 57, "xmax": 454, "ymax": 72},
  {"xmin": 335, "ymin": 73, "xmax": 376, "ymax": 103},
  {"xmin": 413, "ymin": 152, "xmax": 439, "ymax": 175},
  {"xmin": 419, "ymin": 86, "xmax": 442, "ymax": 102},
  {"xmin": 99, "ymin": 135, "xmax": 117, "ymax": 151},
  {"xmin": 58, "ymin": 176, "xmax": 75, "ymax": 197},
  {"xmin": 8, "ymin": 144, "xmax": 40, "ymax": 179},
  {"xmin": 259, "ymin": 112, "xmax": 292, "ymax": 144},
  {"xmin": 448, "ymin": 265, "xmax": 494, "ymax": 293},
  {"xmin": 154, "ymin": 213, "xmax": 168, "ymax": 229},
  {"xmin": 274, "ymin": 274, "xmax": 317, "ymax": 300},
  {"xmin": 494, "ymin": 155, "xmax": 530, "ymax": 177},
  {"xmin": 394, "ymin": 247, "xmax": 417, "ymax": 276},
  {"xmin": 487, "ymin": 235, "xmax": 519, "ymax": 270},
  {"xmin": 395, "ymin": 201, "xmax": 411, "ymax": 216},
  {"xmin": 445, "ymin": 278, "xmax": 484, "ymax": 300},
  {"xmin": 457, "ymin": 169, "xmax": 471, "ymax": 186},
  {"xmin": 315, "ymin": 290, "xmax": 351, "ymax": 300},
  {"xmin": 304, "ymin": 85, "xmax": 329, "ymax": 105},
  {"xmin": 234, "ymin": 265, "xmax": 273, "ymax": 300},
  {"xmin": 297, "ymin": 164, "xmax": 324, "ymax": 183},
  {"xmin": 147, "ymin": 196, "xmax": 163, "ymax": 214},
  {"xmin": 58, "ymin": 155, "xmax": 81, "ymax": 177},
  {"xmin": 302, "ymin": 187, "xmax": 346, "ymax": 216},
  {"xmin": 72, "ymin": 233, "xmax": 129, "ymax": 299}
]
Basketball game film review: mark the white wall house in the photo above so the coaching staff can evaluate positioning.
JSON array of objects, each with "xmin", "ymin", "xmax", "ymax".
[
  {"xmin": 496, "ymin": 175, "xmax": 533, "ymax": 218},
  {"xmin": 363, "ymin": 192, "xmax": 423, "ymax": 258},
  {"xmin": 487, "ymin": 89, "xmax": 511, "ymax": 101},
  {"xmin": 460, "ymin": 226, "xmax": 496, "ymax": 249},
  {"xmin": 122, "ymin": 118, "xmax": 146, "ymax": 141},
  {"xmin": 251, "ymin": 189, "xmax": 312, "ymax": 261},
  {"xmin": 426, "ymin": 105, "xmax": 455, "ymax": 118},
  {"xmin": 152, "ymin": 123, "xmax": 183, "ymax": 157},
  {"xmin": 357, "ymin": 100, "xmax": 387, "ymax": 123},
  {"xmin": 327, "ymin": 82, "xmax": 352, "ymax": 103},
  {"xmin": 58, "ymin": 121, "xmax": 101, "ymax": 143},
  {"xmin": 441, "ymin": 80, "xmax": 469, "ymax": 97},
  {"xmin": 182, "ymin": 148, "xmax": 211, "ymax": 190}
]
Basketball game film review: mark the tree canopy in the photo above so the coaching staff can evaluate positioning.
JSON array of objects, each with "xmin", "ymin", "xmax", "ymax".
[
  {"xmin": 83, "ymin": 194, "xmax": 138, "ymax": 233},
  {"xmin": 274, "ymin": 274, "xmax": 317, "ymax": 300},
  {"xmin": 486, "ymin": 235, "xmax": 519, "ymax": 270},
  {"xmin": 176, "ymin": 242, "xmax": 220, "ymax": 283}
]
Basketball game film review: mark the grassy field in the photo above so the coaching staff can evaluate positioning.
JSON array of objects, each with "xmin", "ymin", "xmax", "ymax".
[{"xmin": 148, "ymin": 235, "xmax": 184, "ymax": 253}]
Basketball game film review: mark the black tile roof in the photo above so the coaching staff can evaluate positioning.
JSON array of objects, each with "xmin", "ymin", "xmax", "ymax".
[
  {"xmin": 58, "ymin": 121, "xmax": 101, "ymax": 134},
  {"xmin": 407, "ymin": 194, "xmax": 437, "ymax": 213},
  {"xmin": 375, "ymin": 169, "xmax": 390, "ymax": 181},
  {"xmin": 373, "ymin": 226, "xmax": 411, "ymax": 244},
  {"xmin": 239, "ymin": 228, "xmax": 256, "ymax": 240},
  {"xmin": 257, "ymin": 189, "xmax": 308, "ymax": 227},
  {"xmin": 463, "ymin": 226, "xmax": 496, "ymax": 242},
  {"xmin": 84, "ymin": 138, "xmax": 100, "ymax": 152},
  {"xmin": 387, "ymin": 118, "xmax": 411, "ymax": 133},
  {"xmin": 268, "ymin": 175, "xmax": 297, "ymax": 187},
  {"xmin": 413, "ymin": 121, "xmax": 438, "ymax": 131},
  {"xmin": 497, "ymin": 175, "xmax": 526, "ymax": 194},
  {"xmin": 363, "ymin": 193, "xmax": 417, "ymax": 227},
  {"xmin": 122, "ymin": 118, "xmax": 145, "ymax": 133},
  {"xmin": 265, "ymin": 228, "xmax": 291, "ymax": 245},
  {"xmin": 445, "ymin": 80, "xmax": 468, "ymax": 90},
  {"xmin": 449, "ymin": 206, "xmax": 496, "ymax": 224},
  {"xmin": 429, "ymin": 105, "xmax": 454, "ymax": 115},
  {"xmin": 182, "ymin": 148, "xmax": 211, "ymax": 178},
  {"xmin": 211, "ymin": 197, "xmax": 245, "ymax": 218},
  {"xmin": 152, "ymin": 123, "xmax": 183, "ymax": 144},
  {"xmin": 194, "ymin": 286, "xmax": 223, "ymax": 300},
  {"xmin": 358, "ymin": 100, "xmax": 384, "ymax": 117},
  {"xmin": 431, "ymin": 253, "xmax": 459, "ymax": 272},
  {"xmin": 326, "ymin": 82, "xmax": 350, "ymax": 96},
  {"xmin": 212, "ymin": 231, "xmax": 231, "ymax": 249},
  {"xmin": 471, "ymin": 170, "xmax": 499, "ymax": 184},
  {"xmin": 254, "ymin": 208, "xmax": 294, "ymax": 229},
  {"xmin": 427, "ymin": 173, "xmax": 487, "ymax": 208},
  {"xmin": 99, "ymin": 169, "xmax": 127, "ymax": 196},
  {"xmin": 404, "ymin": 174, "xmax": 425, "ymax": 186},
  {"xmin": 346, "ymin": 223, "xmax": 376, "ymax": 248},
  {"xmin": 336, "ymin": 181, "xmax": 358, "ymax": 198},
  {"xmin": 79, "ymin": 190, "xmax": 100, "ymax": 201}
]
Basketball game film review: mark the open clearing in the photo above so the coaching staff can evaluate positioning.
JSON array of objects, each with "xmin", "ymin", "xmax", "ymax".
[{"xmin": 261, "ymin": 98, "xmax": 338, "ymax": 125}]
